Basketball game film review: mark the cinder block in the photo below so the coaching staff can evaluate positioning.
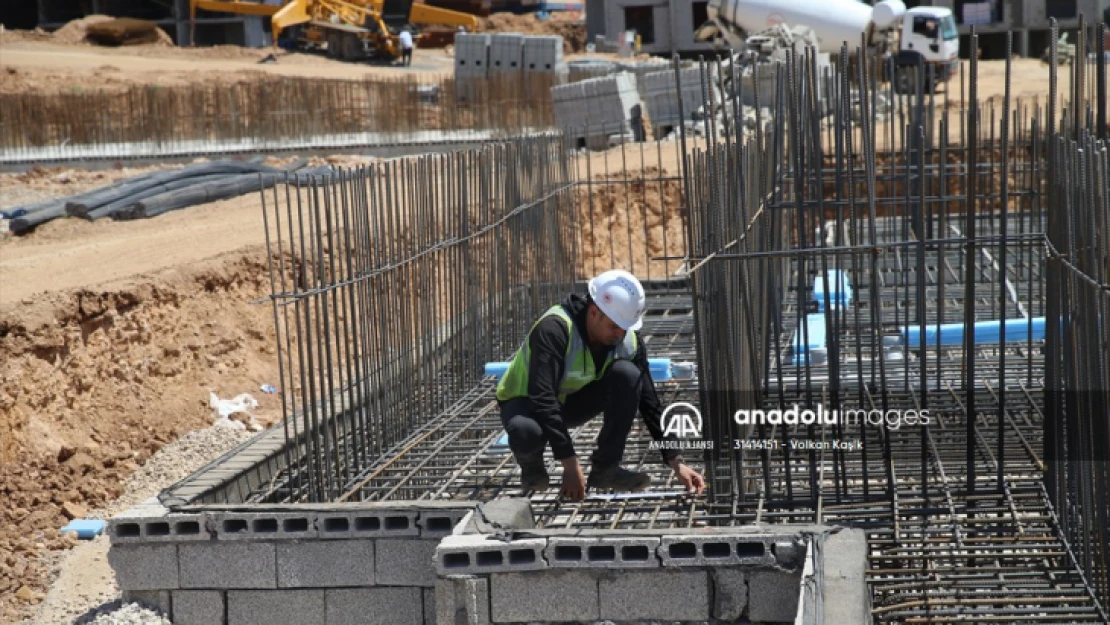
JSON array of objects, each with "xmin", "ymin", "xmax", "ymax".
[
  {"xmin": 108, "ymin": 544, "xmax": 180, "ymax": 591},
  {"xmin": 822, "ymin": 529, "xmax": 869, "ymax": 625},
  {"xmin": 277, "ymin": 540, "xmax": 374, "ymax": 587},
  {"xmin": 490, "ymin": 570, "xmax": 599, "ymax": 622},
  {"xmin": 748, "ymin": 568, "xmax": 802, "ymax": 623},
  {"xmin": 316, "ymin": 510, "xmax": 419, "ymax": 539},
  {"xmin": 376, "ymin": 539, "xmax": 438, "ymax": 587},
  {"xmin": 435, "ymin": 576, "xmax": 490, "ymax": 625},
  {"xmin": 180, "ymin": 542, "xmax": 276, "ymax": 589},
  {"xmin": 435, "ymin": 534, "xmax": 547, "ymax": 576},
  {"xmin": 659, "ymin": 534, "xmax": 772, "ymax": 567},
  {"xmin": 123, "ymin": 589, "xmax": 171, "ymax": 615},
  {"xmin": 419, "ymin": 510, "xmax": 469, "ymax": 538},
  {"xmin": 210, "ymin": 511, "xmax": 317, "ymax": 541},
  {"xmin": 173, "ymin": 590, "xmax": 226, "ymax": 625},
  {"xmin": 773, "ymin": 538, "xmax": 806, "ymax": 568},
  {"xmin": 228, "ymin": 590, "xmax": 324, "ymax": 625},
  {"xmin": 110, "ymin": 513, "xmax": 209, "ymax": 543},
  {"xmin": 326, "ymin": 587, "xmax": 422, "ymax": 625},
  {"xmin": 422, "ymin": 588, "xmax": 435, "ymax": 625},
  {"xmin": 460, "ymin": 500, "xmax": 534, "ymax": 534},
  {"xmin": 711, "ymin": 568, "xmax": 748, "ymax": 620},
  {"xmin": 544, "ymin": 536, "xmax": 660, "ymax": 568},
  {"xmin": 598, "ymin": 568, "xmax": 709, "ymax": 621}
]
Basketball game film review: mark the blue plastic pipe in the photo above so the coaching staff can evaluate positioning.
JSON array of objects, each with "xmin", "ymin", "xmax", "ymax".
[
  {"xmin": 901, "ymin": 317, "xmax": 1046, "ymax": 347},
  {"xmin": 485, "ymin": 358, "xmax": 674, "ymax": 382},
  {"xmin": 813, "ymin": 270, "xmax": 853, "ymax": 311}
]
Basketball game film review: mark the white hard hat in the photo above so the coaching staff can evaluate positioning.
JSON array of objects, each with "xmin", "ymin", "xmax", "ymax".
[{"xmin": 588, "ymin": 269, "xmax": 646, "ymax": 331}]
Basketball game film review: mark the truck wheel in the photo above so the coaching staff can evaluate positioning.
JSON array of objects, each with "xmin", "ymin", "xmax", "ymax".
[
  {"xmin": 326, "ymin": 32, "xmax": 342, "ymax": 59},
  {"xmin": 342, "ymin": 32, "xmax": 363, "ymax": 61}
]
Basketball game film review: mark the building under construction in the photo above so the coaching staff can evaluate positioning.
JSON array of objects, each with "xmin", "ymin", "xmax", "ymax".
[{"xmin": 89, "ymin": 20, "xmax": 1110, "ymax": 625}]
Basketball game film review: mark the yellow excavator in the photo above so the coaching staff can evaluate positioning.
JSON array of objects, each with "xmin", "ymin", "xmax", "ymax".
[{"xmin": 190, "ymin": 0, "xmax": 479, "ymax": 61}]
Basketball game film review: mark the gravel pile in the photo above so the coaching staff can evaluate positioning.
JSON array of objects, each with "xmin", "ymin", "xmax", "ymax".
[
  {"xmin": 98, "ymin": 426, "xmax": 256, "ymax": 518},
  {"xmin": 76, "ymin": 601, "xmax": 171, "ymax": 625}
]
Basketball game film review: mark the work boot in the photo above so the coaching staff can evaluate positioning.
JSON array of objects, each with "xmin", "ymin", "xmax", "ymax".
[
  {"xmin": 516, "ymin": 453, "xmax": 550, "ymax": 492},
  {"xmin": 587, "ymin": 464, "xmax": 651, "ymax": 492}
]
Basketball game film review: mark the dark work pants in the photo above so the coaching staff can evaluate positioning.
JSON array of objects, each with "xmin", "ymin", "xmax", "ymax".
[{"xmin": 498, "ymin": 360, "xmax": 643, "ymax": 469}]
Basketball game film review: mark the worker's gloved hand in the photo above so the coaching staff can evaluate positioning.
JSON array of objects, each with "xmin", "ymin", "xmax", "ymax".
[
  {"xmin": 672, "ymin": 462, "xmax": 706, "ymax": 497},
  {"xmin": 559, "ymin": 457, "xmax": 586, "ymax": 502}
]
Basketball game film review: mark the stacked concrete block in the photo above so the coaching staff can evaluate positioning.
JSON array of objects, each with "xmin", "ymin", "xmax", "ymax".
[
  {"xmin": 639, "ymin": 66, "xmax": 716, "ymax": 137},
  {"xmin": 567, "ymin": 59, "xmax": 617, "ymax": 82},
  {"xmin": 107, "ymin": 501, "xmax": 474, "ymax": 625},
  {"xmin": 454, "ymin": 33, "xmax": 490, "ymax": 102},
  {"xmin": 522, "ymin": 36, "xmax": 564, "ymax": 73},
  {"xmin": 550, "ymin": 72, "xmax": 644, "ymax": 150},
  {"xmin": 489, "ymin": 33, "xmax": 525, "ymax": 74},
  {"xmin": 454, "ymin": 33, "xmax": 491, "ymax": 78}
]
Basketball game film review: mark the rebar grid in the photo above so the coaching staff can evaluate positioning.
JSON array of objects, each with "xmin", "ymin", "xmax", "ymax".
[
  {"xmin": 679, "ymin": 18, "xmax": 1109, "ymax": 621},
  {"xmin": 247, "ymin": 17, "xmax": 1110, "ymax": 622}
]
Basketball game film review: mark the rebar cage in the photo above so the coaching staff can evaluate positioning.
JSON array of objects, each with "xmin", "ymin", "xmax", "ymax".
[{"xmin": 249, "ymin": 19, "xmax": 1109, "ymax": 623}]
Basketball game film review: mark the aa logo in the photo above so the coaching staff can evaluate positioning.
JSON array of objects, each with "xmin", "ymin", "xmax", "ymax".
[{"xmin": 660, "ymin": 402, "xmax": 703, "ymax": 439}]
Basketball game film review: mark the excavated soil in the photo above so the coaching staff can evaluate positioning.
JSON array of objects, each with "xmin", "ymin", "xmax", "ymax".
[
  {"xmin": 575, "ymin": 168, "xmax": 688, "ymax": 280},
  {"xmin": 482, "ymin": 12, "xmax": 586, "ymax": 54},
  {"xmin": 0, "ymin": 251, "xmax": 284, "ymax": 624}
]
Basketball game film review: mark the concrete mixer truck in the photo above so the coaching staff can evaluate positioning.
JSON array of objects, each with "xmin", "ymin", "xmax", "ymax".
[{"xmin": 695, "ymin": 0, "xmax": 960, "ymax": 90}]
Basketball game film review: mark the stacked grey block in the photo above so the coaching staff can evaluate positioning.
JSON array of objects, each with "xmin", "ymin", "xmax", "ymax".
[
  {"xmin": 551, "ymin": 73, "xmax": 644, "ymax": 150},
  {"xmin": 639, "ymin": 66, "xmax": 715, "ymax": 138},
  {"xmin": 107, "ymin": 502, "xmax": 472, "ymax": 625},
  {"xmin": 567, "ymin": 59, "xmax": 618, "ymax": 83},
  {"xmin": 455, "ymin": 33, "xmax": 491, "ymax": 102},
  {"xmin": 489, "ymin": 33, "xmax": 525, "ymax": 74},
  {"xmin": 522, "ymin": 36, "xmax": 564, "ymax": 73},
  {"xmin": 434, "ymin": 527, "xmax": 838, "ymax": 624}
]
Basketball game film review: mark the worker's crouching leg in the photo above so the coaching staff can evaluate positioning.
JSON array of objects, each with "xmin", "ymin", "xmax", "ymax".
[
  {"xmin": 560, "ymin": 360, "xmax": 641, "ymax": 469},
  {"xmin": 499, "ymin": 397, "xmax": 550, "ymax": 491}
]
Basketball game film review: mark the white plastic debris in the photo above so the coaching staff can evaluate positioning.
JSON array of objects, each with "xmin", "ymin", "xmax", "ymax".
[{"xmin": 208, "ymin": 392, "xmax": 262, "ymax": 431}]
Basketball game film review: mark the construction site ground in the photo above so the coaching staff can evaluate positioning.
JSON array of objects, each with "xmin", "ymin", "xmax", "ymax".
[{"xmin": 0, "ymin": 21, "xmax": 1062, "ymax": 624}]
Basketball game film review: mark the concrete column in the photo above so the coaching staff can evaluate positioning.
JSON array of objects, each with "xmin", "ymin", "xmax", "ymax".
[
  {"xmin": 585, "ymin": 0, "xmax": 606, "ymax": 44},
  {"xmin": 668, "ymin": 0, "xmax": 678, "ymax": 56},
  {"xmin": 1017, "ymin": 29, "xmax": 1029, "ymax": 57},
  {"xmin": 175, "ymin": 0, "xmax": 191, "ymax": 46}
]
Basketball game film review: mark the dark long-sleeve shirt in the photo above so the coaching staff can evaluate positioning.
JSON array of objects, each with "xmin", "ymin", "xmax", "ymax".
[{"xmin": 523, "ymin": 293, "xmax": 682, "ymax": 464}]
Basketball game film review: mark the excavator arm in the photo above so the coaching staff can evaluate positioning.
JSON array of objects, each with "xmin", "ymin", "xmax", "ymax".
[
  {"xmin": 272, "ymin": 0, "xmax": 311, "ymax": 40},
  {"xmin": 190, "ymin": 0, "xmax": 284, "ymax": 18},
  {"xmin": 408, "ymin": 3, "xmax": 478, "ymax": 31}
]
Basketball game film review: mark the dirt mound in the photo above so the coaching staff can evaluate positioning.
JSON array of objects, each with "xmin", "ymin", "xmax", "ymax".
[
  {"xmin": 49, "ymin": 14, "xmax": 173, "ymax": 48},
  {"xmin": 482, "ymin": 12, "xmax": 586, "ymax": 53},
  {"xmin": 0, "ymin": 251, "xmax": 284, "ymax": 624},
  {"xmin": 86, "ymin": 18, "xmax": 173, "ymax": 47},
  {"xmin": 52, "ymin": 15, "xmax": 115, "ymax": 45}
]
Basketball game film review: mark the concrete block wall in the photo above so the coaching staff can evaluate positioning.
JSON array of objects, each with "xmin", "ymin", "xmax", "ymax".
[
  {"xmin": 551, "ymin": 72, "xmax": 644, "ymax": 148},
  {"xmin": 107, "ymin": 501, "xmax": 472, "ymax": 625},
  {"xmin": 434, "ymin": 528, "xmax": 821, "ymax": 624}
]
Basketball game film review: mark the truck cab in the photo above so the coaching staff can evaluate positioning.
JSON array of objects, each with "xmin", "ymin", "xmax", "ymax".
[{"xmin": 891, "ymin": 7, "xmax": 959, "ymax": 87}]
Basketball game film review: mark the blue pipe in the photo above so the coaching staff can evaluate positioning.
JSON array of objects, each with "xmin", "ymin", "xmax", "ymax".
[
  {"xmin": 813, "ymin": 269, "xmax": 853, "ymax": 311},
  {"xmin": 485, "ymin": 357, "xmax": 676, "ymax": 382},
  {"xmin": 901, "ymin": 317, "xmax": 1046, "ymax": 347}
]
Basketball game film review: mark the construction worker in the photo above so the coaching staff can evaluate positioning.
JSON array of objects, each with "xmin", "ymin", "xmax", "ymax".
[
  {"xmin": 398, "ymin": 27, "xmax": 414, "ymax": 66},
  {"xmin": 495, "ymin": 269, "xmax": 706, "ymax": 501}
]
